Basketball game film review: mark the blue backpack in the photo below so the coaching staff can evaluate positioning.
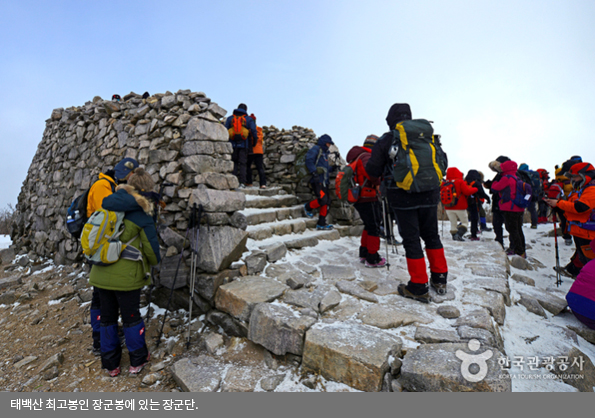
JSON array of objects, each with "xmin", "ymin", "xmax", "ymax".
[{"xmin": 501, "ymin": 175, "xmax": 532, "ymax": 209}]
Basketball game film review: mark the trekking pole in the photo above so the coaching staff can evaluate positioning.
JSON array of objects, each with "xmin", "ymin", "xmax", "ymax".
[
  {"xmin": 155, "ymin": 205, "xmax": 194, "ymax": 348},
  {"xmin": 186, "ymin": 204, "xmax": 203, "ymax": 350},
  {"xmin": 441, "ymin": 204, "xmax": 445, "ymax": 239},
  {"xmin": 145, "ymin": 182, "xmax": 173, "ymax": 323},
  {"xmin": 553, "ymin": 214, "xmax": 562, "ymax": 287},
  {"xmin": 385, "ymin": 197, "xmax": 398, "ymax": 255},
  {"xmin": 380, "ymin": 197, "xmax": 391, "ymax": 271}
]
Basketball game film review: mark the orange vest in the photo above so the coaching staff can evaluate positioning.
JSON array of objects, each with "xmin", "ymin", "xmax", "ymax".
[{"xmin": 252, "ymin": 126, "xmax": 264, "ymax": 154}]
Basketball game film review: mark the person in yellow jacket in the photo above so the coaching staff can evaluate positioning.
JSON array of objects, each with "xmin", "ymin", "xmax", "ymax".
[
  {"xmin": 87, "ymin": 157, "xmax": 139, "ymax": 356},
  {"xmin": 545, "ymin": 162, "xmax": 595, "ymax": 276},
  {"xmin": 245, "ymin": 113, "xmax": 267, "ymax": 189}
]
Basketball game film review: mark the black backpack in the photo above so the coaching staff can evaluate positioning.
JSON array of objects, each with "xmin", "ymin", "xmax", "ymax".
[
  {"xmin": 66, "ymin": 178, "xmax": 115, "ymax": 239},
  {"xmin": 518, "ymin": 170, "xmax": 542, "ymax": 198}
]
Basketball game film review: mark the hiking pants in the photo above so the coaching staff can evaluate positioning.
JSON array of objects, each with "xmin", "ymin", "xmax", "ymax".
[
  {"xmin": 246, "ymin": 153, "xmax": 266, "ymax": 187},
  {"xmin": 503, "ymin": 211, "xmax": 525, "ymax": 255},
  {"xmin": 306, "ymin": 181, "xmax": 330, "ymax": 226},
  {"xmin": 467, "ymin": 202, "xmax": 480, "ymax": 238},
  {"xmin": 393, "ymin": 206, "xmax": 447, "ymax": 284},
  {"xmin": 446, "ymin": 209, "xmax": 468, "ymax": 234},
  {"xmin": 232, "ymin": 147, "xmax": 248, "ymax": 185},
  {"xmin": 527, "ymin": 200, "xmax": 538, "ymax": 226},
  {"xmin": 354, "ymin": 201, "xmax": 381, "ymax": 257},
  {"xmin": 91, "ymin": 287, "xmax": 101, "ymax": 350},
  {"xmin": 538, "ymin": 200, "xmax": 549, "ymax": 221},
  {"xmin": 493, "ymin": 209, "xmax": 505, "ymax": 247},
  {"xmin": 97, "ymin": 288, "xmax": 148, "ymax": 370},
  {"xmin": 554, "ymin": 207, "xmax": 572, "ymax": 240}
]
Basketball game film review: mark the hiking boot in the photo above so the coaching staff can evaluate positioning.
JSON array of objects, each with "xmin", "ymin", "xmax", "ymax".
[
  {"xmin": 245, "ymin": 184, "xmax": 253, "ymax": 187},
  {"xmin": 237, "ymin": 184, "xmax": 246, "ymax": 190},
  {"xmin": 469, "ymin": 236, "xmax": 480, "ymax": 241},
  {"xmin": 129, "ymin": 353, "xmax": 150, "ymax": 375},
  {"xmin": 92, "ymin": 346, "xmax": 101, "ymax": 357},
  {"xmin": 304, "ymin": 204, "xmax": 314, "ymax": 218},
  {"xmin": 430, "ymin": 272, "xmax": 448, "ymax": 295},
  {"xmin": 359, "ymin": 246, "xmax": 368, "ymax": 264},
  {"xmin": 530, "ymin": 225, "xmax": 537, "ymax": 229},
  {"xmin": 506, "ymin": 250, "xmax": 516, "ymax": 256},
  {"xmin": 365, "ymin": 257, "xmax": 387, "ymax": 268},
  {"xmin": 397, "ymin": 283, "xmax": 430, "ymax": 304},
  {"xmin": 316, "ymin": 224, "xmax": 334, "ymax": 230},
  {"xmin": 564, "ymin": 238, "xmax": 573, "ymax": 246},
  {"xmin": 452, "ymin": 233, "xmax": 464, "ymax": 242},
  {"xmin": 260, "ymin": 185, "xmax": 267, "ymax": 189},
  {"xmin": 108, "ymin": 366, "xmax": 121, "ymax": 377},
  {"xmin": 480, "ymin": 225, "xmax": 492, "ymax": 232}
]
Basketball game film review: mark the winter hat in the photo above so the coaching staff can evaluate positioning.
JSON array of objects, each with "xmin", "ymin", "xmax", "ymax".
[
  {"xmin": 567, "ymin": 162, "xmax": 595, "ymax": 189},
  {"xmin": 318, "ymin": 134, "xmax": 334, "ymax": 146},
  {"xmin": 238, "ymin": 103, "xmax": 248, "ymax": 111},
  {"xmin": 250, "ymin": 113, "xmax": 256, "ymax": 122},
  {"xmin": 570, "ymin": 155, "xmax": 582, "ymax": 162},
  {"xmin": 386, "ymin": 103, "xmax": 412, "ymax": 128},
  {"xmin": 127, "ymin": 167, "xmax": 155, "ymax": 192},
  {"xmin": 114, "ymin": 157, "xmax": 139, "ymax": 181},
  {"xmin": 363, "ymin": 134, "xmax": 379, "ymax": 149},
  {"xmin": 489, "ymin": 161, "xmax": 502, "ymax": 173},
  {"xmin": 519, "ymin": 163, "xmax": 529, "ymax": 171}
]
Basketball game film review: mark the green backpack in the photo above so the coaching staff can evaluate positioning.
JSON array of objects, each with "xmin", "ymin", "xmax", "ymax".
[
  {"xmin": 389, "ymin": 119, "xmax": 448, "ymax": 192},
  {"xmin": 294, "ymin": 146, "xmax": 322, "ymax": 182}
]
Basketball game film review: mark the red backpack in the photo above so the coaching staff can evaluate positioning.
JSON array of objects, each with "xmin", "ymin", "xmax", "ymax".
[{"xmin": 440, "ymin": 180, "xmax": 458, "ymax": 207}]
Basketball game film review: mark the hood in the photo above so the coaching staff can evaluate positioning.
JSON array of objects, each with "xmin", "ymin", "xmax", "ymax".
[
  {"xmin": 465, "ymin": 169, "xmax": 482, "ymax": 183},
  {"xmin": 233, "ymin": 108, "xmax": 248, "ymax": 116},
  {"xmin": 446, "ymin": 167, "xmax": 464, "ymax": 180},
  {"xmin": 500, "ymin": 160, "xmax": 518, "ymax": 175},
  {"xmin": 346, "ymin": 146, "xmax": 370, "ymax": 164},
  {"xmin": 519, "ymin": 163, "xmax": 529, "ymax": 171},
  {"xmin": 317, "ymin": 134, "xmax": 334, "ymax": 148},
  {"xmin": 555, "ymin": 167, "xmax": 568, "ymax": 181},
  {"xmin": 116, "ymin": 184, "xmax": 154, "ymax": 216},
  {"xmin": 386, "ymin": 103, "xmax": 412, "ymax": 128}
]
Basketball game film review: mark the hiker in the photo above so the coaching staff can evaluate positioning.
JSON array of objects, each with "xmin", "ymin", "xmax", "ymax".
[
  {"xmin": 566, "ymin": 240, "xmax": 595, "ymax": 330},
  {"xmin": 490, "ymin": 160, "xmax": 527, "ymax": 257},
  {"xmin": 245, "ymin": 113, "xmax": 267, "ymax": 189},
  {"xmin": 225, "ymin": 103, "xmax": 258, "ymax": 188},
  {"xmin": 464, "ymin": 169, "xmax": 491, "ymax": 241},
  {"xmin": 89, "ymin": 167, "xmax": 160, "ymax": 377},
  {"xmin": 87, "ymin": 158, "xmax": 138, "ymax": 356},
  {"xmin": 484, "ymin": 156, "xmax": 511, "ymax": 248},
  {"xmin": 345, "ymin": 135, "xmax": 385, "ymax": 267},
  {"xmin": 443, "ymin": 167, "xmax": 478, "ymax": 241},
  {"xmin": 536, "ymin": 168, "xmax": 550, "ymax": 224},
  {"xmin": 366, "ymin": 103, "xmax": 448, "ymax": 303},
  {"xmin": 544, "ymin": 162, "xmax": 595, "ymax": 276},
  {"xmin": 304, "ymin": 134, "xmax": 335, "ymax": 230},
  {"xmin": 477, "ymin": 171, "xmax": 492, "ymax": 232},
  {"xmin": 517, "ymin": 163, "xmax": 542, "ymax": 229}
]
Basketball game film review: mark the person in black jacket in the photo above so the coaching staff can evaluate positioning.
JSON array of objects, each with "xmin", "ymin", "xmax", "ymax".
[
  {"xmin": 365, "ymin": 103, "xmax": 448, "ymax": 303},
  {"xmin": 465, "ymin": 169, "xmax": 491, "ymax": 241}
]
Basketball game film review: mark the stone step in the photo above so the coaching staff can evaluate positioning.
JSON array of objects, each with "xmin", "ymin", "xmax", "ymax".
[
  {"xmin": 247, "ymin": 228, "xmax": 342, "ymax": 251},
  {"xmin": 240, "ymin": 205, "xmax": 305, "ymax": 226},
  {"xmin": 236, "ymin": 186, "xmax": 286, "ymax": 197},
  {"xmin": 245, "ymin": 194, "xmax": 299, "ymax": 209}
]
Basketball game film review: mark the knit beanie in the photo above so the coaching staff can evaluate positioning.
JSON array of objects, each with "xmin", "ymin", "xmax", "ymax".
[
  {"xmin": 363, "ymin": 134, "xmax": 379, "ymax": 149},
  {"xmin": 519, "ymin": 163, "xmax": 529, "ymax": 171},
  {"xmin": 127, "ymin": 167, "xmax": 155, "ymax": 192}
]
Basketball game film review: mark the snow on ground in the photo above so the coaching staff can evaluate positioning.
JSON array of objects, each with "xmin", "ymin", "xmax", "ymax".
[{"xmin": 0, "ymin": 235, "xmax": 11, "ymax": 249}]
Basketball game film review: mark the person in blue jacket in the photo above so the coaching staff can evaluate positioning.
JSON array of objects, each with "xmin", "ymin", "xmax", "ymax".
[
  {"xmin": 225, "ymin": 103, "xmax": 258, "ymax": 188},
  {"xmin": 89, "ymin": 167, "xmax": 161, "ymax": 377},
  {"xmin": 304, "ymin": 134, "xmax": 335, "ymax": 230}
]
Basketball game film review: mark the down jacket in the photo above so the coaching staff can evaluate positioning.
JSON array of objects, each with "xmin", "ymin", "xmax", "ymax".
[
  {"xmin": 87, "ymin": 173, "xmax": 117, "ymax": 217},
  {"xmin": 490, "ymin": 160, "xmax": 526, "ymax": 213},
  {"xmin": 567, "ymin": 255, "xmax": 595, "ymax": 329},
  {"xmin": 557, "ymin": 181, "xmax": 595, "ymax": 240},
  {"xmin": 443, "ymin": 167, "xmax": 477, "ymax": 210},
  {"xmin": 306, "ymin": 134, "xmax": 334, "ymax": 185},
  {"xmin": 89, "ymin": 185, "xmax": 161, "ymax": 291}
]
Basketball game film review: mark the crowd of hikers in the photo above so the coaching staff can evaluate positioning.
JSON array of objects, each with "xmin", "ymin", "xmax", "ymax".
[{"xmin": 64, "ymin": 98, "xmax": 594, "ymax": 378}]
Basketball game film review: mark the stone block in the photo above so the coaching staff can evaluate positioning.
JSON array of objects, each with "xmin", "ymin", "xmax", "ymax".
[
  {"xmin": 189, "ymin": 187, "xmax": 246, "ymax": 213},
  {"xmin": 196, "ymin": 226, "xmax": 248, "ymax": 273}
]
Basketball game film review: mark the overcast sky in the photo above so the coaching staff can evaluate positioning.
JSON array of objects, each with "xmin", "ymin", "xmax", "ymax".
[{"xmin": 1, "ymin": 0, "xmax": 594, "ymax": 209}]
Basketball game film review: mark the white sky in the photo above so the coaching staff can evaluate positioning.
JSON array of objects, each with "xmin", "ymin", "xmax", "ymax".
[{"xmin": 1, "ymin": 0, "xmax": 594, "ymax": 209}]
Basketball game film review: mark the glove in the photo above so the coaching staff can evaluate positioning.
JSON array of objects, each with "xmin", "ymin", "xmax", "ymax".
[{"xmin": 316, "ymin": 167, "xmax": 326, "ymax": 174}]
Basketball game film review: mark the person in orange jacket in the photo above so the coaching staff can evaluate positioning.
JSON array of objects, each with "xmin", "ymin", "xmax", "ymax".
[
  {"xmin": 545, "ymin": 162, "xmax": 595, "ymax": 276},
  {"xmin": 443, "ymin": 167, "xmax": 478, "ymax": 241},
  {"xmin": 246, "ymin": 113, "xmax": 267, "ymax": 189}
]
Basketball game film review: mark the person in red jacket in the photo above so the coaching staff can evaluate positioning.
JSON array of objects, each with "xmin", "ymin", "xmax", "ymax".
[
  {"xmin": 491, "ymin": 160, "xmax": 527, "ymax": 257},
  {"xmin": 346, "ymin": 135, "xmax": 385, "ymax": 267},
  {"xmin": 443, "ymin": 167, "xmax": 478, "ymax": 241},
  {"xmin": 545, "ymin": 162, "xmax": 595, "ymax": 275}
]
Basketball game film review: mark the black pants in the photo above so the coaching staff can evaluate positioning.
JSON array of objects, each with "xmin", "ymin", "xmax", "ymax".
[
  {"xmin": 527, "ymin": 200, "xmax": 538, "ymax": 226},
  {"xmin": 493, "ymin": 209, "xmax": 505, "ymax": 246},
  {"xmin": 538, "ymin": 200, "xmax": 549, "ymax": 219},
  {"xmin": 554, "ymin": 207, "xmax": 572, "ymax": 240},
  {"xmin": 503, "ymin": 211, "xmax": 525, "ymax": 255},
  {"xmin": 232, "ymin": 147, "xmax": 248, "ymax": 185},
  {"xmin": 393, "ymin": 206, "xmax": 443, "ymax": 260},
  {"xmin": 246, "ymin": 153, "xmax": 266, "ymax": 186},
  {"xmin": 354, "ymin": 201, "xmax": 381, "ymax": 238},
  {"xmin": 468, "ymin": 202, "xmax": 480, "ymax": 238},
  {"xmin": 98, "ymin": 288, "xmax": 148, "ymax": 370}
]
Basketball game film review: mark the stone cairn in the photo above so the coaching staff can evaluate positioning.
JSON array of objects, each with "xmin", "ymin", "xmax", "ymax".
[{"xmin": 10, "ymin": 89, "xmax": 353, "ymax": 313}]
